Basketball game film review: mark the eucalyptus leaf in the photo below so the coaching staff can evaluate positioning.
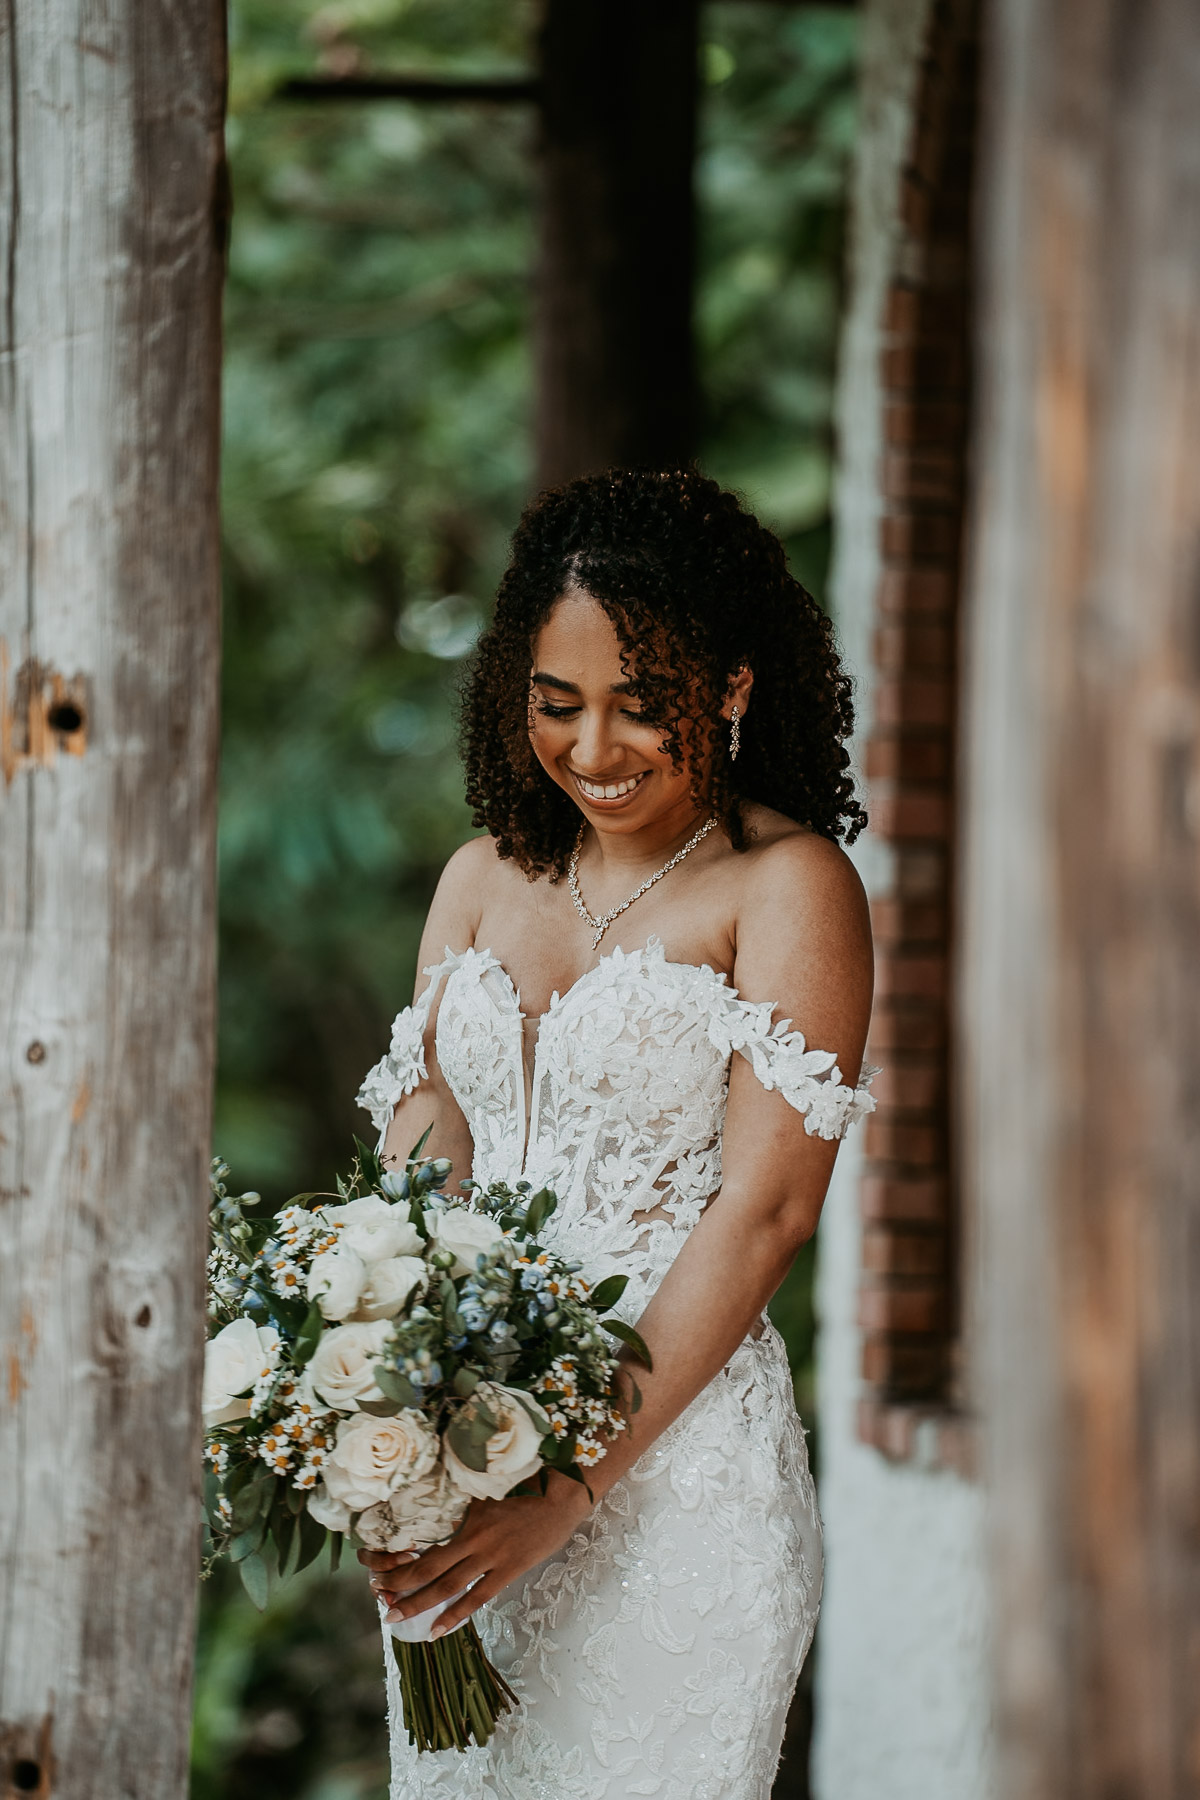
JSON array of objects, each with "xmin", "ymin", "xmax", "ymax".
[
  {"xmin": 225, "ymin": 1459, "xmax": 255, "ymax": 1500},
  {"xmin": 529, "ymin": 1187, "xmax": 558, "ymax": 1234},
  {"xmin": 296, "ymin": 1508, "xmax": 327, "ymax": 1573},
  {"xmin": 375, "ymin": 1367, "xmax": 419, "ymax": 1407},
  {"xmin": 604, "ymin": 1318, "xmax": 653, "ymax": 1369},
  {"xmin": 357, "ymin": 1396, "xmax": 403, "ymax": 1417},
  {"xmin": 229, "ymin": 1518, "xmax": 266, "ymax": 1562},
  {"xmin": 230, "ymin": 1480, "xmax": 265, "ymax": 1534},
  {"xmin": 453, "ymin": 1367, "xmax": 480, "ymax": 1398},
  {"xmin": 588, "ymin": 1274, "xmax": 628, "ymax": 1313},
  {"xmin": 274, "ymin": 1506, "xmax": 298, "ymax": 1576},
  {"xmin": 447, "ymin": 1419, "xmax": 489, "ymax": 1473},
  {"xmin": 466, "ymin": 1412, "xmax": 496, "ymax": 1448},
  {"xmin": 293, "ymin": 1299, "xmax": 324, "ymax": 1366},
  {"xmin": 239, "ymin": 1551, "xmax": 270, "ymax": 1611}
]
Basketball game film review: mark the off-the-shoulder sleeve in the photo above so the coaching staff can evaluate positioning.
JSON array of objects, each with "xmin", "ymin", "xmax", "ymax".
[
  {"xmin": 706, "ymin": 984, "xmax": 877, "ymax": 1142},
  {"xmin": 355, "ymin": 951, "xmax": 462, "ymax": 1145}
]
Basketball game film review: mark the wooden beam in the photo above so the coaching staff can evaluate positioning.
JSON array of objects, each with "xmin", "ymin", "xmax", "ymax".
[
  {"xmin": 0, "ymin": 2, "xmax": 226, "ymax": 1792},
  {"xmin": 962, "ymin": 0, "xmax": 1200, "ymax": 1794},
  {"xmin": 277, "ymin": 73, "xmax": 539, "ymax": 104},
  {"xmin": 534, "ymin": 0, "xmax": 699, "ymax": 486}
]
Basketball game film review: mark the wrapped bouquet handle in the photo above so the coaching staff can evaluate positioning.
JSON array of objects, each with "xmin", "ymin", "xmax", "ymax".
[{"xmin": 201, "ymin": 1137, "xmax": 651, "ymax": 1753}]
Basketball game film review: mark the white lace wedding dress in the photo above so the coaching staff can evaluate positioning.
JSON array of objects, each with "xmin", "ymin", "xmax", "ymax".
[{"xmin": 358, "ymin": 936, "xmax": 874, "ymax": 1800}]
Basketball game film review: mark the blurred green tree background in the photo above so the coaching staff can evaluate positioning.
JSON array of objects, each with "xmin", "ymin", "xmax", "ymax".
[{"xmin": 196, "ymin": 4, "xmax": 857, "ymax": 1794}]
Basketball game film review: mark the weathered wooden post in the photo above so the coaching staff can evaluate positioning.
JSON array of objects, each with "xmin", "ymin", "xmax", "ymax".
[
  {"xmin": 961, "ymin": 0, "xmax": 1200, "ymax": 1793},
  {"xmin": 0, "ymin": 3, "xmax": 226, "ymax": 1793},
  {"xmin": 534, "ymin": 0, "xmax": 700, "ymax": 485}
]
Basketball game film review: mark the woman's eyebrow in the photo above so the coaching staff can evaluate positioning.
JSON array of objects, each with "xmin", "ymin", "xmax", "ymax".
[{"xmin": 531, "ymin": 671, "xmax": 635, "ymax": 695}]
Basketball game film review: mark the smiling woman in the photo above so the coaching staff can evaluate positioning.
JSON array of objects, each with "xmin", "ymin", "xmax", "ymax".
[
  {"xmin": 462, "ymin": 468, "xmax": 866, "ymax": 878},
  {"xmin": 356, "ymin": 466, "xmax": 875, "ymax": 1800}
]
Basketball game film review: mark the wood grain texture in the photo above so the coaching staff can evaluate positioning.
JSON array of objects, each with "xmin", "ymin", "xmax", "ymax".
[
  {"xmin": 0, "ymin": 3, "xmax": 225, "ymax": 1794},
  {"xmin": 961, "ymin": 0, "xmax": 1200, "ymax": 1792}
]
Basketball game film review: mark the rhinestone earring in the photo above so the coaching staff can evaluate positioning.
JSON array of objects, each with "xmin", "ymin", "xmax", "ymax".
[{"xmin": 729, "ymin": 705, "xmax": 741, "ymax": 761}]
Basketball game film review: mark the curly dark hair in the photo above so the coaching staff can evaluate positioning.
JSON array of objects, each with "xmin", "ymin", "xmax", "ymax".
[{"xmin": 461, "ymin": 468, "xmax": 866, "ymax": 877}]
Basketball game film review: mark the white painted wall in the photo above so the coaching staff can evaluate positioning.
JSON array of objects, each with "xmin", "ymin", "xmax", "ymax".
[
  {"xmin": 814, "ymin": 1142, "xmax": 994, "ymax": 1799},
  {"xmin": 811, "ymin": 3, "xmax": 994, "ymax": 1794}
]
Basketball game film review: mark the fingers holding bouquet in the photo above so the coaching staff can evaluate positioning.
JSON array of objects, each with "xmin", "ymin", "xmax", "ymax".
[{"xmin": 362, "ymin": 1473, "xmax": 593, "ymax": 1634}]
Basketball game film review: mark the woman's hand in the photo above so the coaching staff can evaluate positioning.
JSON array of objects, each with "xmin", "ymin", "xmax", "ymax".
[{"xmin": 358, "ymin": 1474, "xmax": 594, "ymax": 1638}]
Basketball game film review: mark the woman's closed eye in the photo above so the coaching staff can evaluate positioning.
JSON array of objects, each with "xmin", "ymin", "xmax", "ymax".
[{"xmin": 534, "ymin": 700, "xmax": 652, "ymax": 724}]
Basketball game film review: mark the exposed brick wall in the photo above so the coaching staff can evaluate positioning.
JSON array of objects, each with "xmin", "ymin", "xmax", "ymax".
[{"xmin": 858, "ymin": 0, "xmax": 978, "ymax": 1454}]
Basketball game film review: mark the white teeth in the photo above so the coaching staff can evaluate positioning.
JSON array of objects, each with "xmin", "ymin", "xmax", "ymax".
[{"xmin": 576, "ymin": 772, "xmax": 644, "ymax": 800}]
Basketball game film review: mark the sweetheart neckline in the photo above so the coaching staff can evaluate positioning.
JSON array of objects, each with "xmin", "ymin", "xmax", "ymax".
[{"xmin": 441, "ymin": 935, "xmax": 737, "ymax": 1033}]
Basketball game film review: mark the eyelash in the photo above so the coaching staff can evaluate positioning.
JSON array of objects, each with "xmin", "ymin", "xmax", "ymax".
[{"xmin": 534, "ymin": 702, "xmax": 650, "ymax": 723}]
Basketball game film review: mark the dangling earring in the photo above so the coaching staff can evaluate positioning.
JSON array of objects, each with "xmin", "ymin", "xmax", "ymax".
[{"xmin": 729, "ymin": 705, "xmax": 741, "ymax": 762}]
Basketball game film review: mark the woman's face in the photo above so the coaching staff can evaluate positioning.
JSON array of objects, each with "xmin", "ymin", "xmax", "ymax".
[{"xmin": 527, "ymin": 590, "xmax": 700, "ymax": 838}]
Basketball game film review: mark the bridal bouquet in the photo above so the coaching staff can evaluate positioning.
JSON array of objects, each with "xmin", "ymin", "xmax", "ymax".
[{"xmin": 202, "ymin": 1134, "xmax": 649, "ymax": 1752}]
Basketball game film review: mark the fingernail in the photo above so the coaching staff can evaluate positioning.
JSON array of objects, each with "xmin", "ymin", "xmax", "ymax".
[{"xmin": 430, "ymin": 1624, "xmax": 445, "ymax": 1640}]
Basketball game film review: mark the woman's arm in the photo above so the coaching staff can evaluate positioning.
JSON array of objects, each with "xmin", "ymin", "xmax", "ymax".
[
  {"xmin": 365, "ymin": 834, "xmax": 873, "ymax": 1631},
  {"xmin": 377, "ymin": 838, "xmax": 488, "ymax": 1181}
]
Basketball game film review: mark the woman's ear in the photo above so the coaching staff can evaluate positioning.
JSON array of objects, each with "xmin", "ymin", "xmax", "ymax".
[{"xmin": 721, "ymin": 665, "xmax": 754, "ymax": 722}]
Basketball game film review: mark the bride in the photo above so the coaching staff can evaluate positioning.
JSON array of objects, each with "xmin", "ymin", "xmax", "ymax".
[{"xmin": 357, "ymin": 467, "xmax": 873, "ymax": 1800}]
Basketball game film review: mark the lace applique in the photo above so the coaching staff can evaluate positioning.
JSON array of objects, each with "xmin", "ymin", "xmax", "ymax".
[{"xmin": 355, "ymin": 947, "xmax": 498, "ymax": 1141}]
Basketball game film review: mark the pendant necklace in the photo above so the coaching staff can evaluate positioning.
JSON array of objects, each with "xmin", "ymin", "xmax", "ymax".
[{"xmin": 568, "ymin": 816, "xmax": 719, "ymax": 951}]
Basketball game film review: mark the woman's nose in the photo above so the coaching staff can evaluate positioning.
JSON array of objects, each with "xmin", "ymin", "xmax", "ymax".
[{"xmin": 570, "ymin": 710, "xmax": 618, "ymax": 774}]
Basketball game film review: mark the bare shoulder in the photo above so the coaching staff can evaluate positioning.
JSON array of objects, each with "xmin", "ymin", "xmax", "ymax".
[
  {"xmin": 736, "ymin": 806, "xmax": 868, "ymax": 928},
  {"xmin": 730, "ymin": 806, "xmax": 872, "ymax": 1022},
  {"xmin": 438, "ymin": 832, "xmax": 505, "ymax": 889},
  {"xmin": 418, "ymin": 835, "xmax": 507, "ymax": 967}
]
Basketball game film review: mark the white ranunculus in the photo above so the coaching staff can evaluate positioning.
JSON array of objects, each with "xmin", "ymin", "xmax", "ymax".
[
  {"xmin": 442, "ymin": 1382, "xmax": 550, "ymax": 1502},
  {"xmin": 203, "ymin": 1319, "xmax": 280, "ymax": 1429},
  {"xmin": 307, "ymin": 1482, "xmax": 352, "ymax": 1535},
  {"xmin": 321, "ymin": 1195, "xmax": 423, "ymax": 1264},
  {"xmin": 306, "ymin": 1242, "xmax": 369, "ymax": 1322},
  {"xmin": 323, "ymin": 1409, "xmax": 440, "ymax": 1510},
  {"xmin": 429, "ymin": 1205, "xmax": 504, "ymax": 1277},
  {"xmin": 308, "ymin": 1320, "xmax": 391, "ymax": 1412},
  {"xmin": 356, "ymin": 1462, "xmax": 468, "ymax": 1553},
  {"xmin": 355, "ymin": 1255, "xmax": 427, "ymax": 1322}
]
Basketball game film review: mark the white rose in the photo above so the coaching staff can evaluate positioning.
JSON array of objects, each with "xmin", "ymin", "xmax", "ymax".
[
  {"xmin": 203, "ymin": 1319, "xmax": 280, "ymax": 1428},
  {"xmin": 321, "ymin": 1195, "xmax": 422, "ymax": 1264},
  {"xmin": 355, "ymin": 1255, "xmax": 427, "ymax": 1322},
  {"xmin": 308, "ymin": 1320, "xmax": 391, "ymax": 1412},
  {"xmin": 307, "ymin": 1243, "xmax": 368, "ymax": 1321},
  {"xmin": 429, "ymin": 1205, "xmax": 504, "ymax": 1277},
  {"xmin": 442, "ymin": 1382, "xmax": 550, "ymax": 1502},
  {"xmin": 356, "ymin": 1462, "xmax": 468, "ymax": 1553},
  {"xmin": 307, "ymin": 1482, "xmax": 352, "ymax": 1536},
  {"xmin": 324, "ymin": 1410, "xmax": 440, "ymax": 1510}
]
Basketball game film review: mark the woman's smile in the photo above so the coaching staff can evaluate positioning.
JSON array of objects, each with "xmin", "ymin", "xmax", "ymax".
[{"xmin": 568, "ymin": 768, "xmax": 651, "ymax": 808}]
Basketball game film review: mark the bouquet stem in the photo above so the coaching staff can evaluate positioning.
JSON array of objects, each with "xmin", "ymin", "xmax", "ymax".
[{"xmin": 390, "ymin": 1620, "xmax": 518, "ymax": 1752}]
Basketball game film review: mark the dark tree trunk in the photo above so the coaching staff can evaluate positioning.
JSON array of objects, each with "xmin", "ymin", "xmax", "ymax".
[
  {"xmin": 0, "ymin": 2, "xmax": 226, "ymax": 1793},
  {"xmin": 962, "ymin": 0, "xmax": 1200, "ymax": 1794},
  {"xmin": 534, "ymin": 0, "xmax": 699, "ymax": 488}
]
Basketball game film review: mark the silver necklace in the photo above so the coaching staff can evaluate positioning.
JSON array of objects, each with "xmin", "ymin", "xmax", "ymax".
[{"xmin": 568, "ymin": 816, "xmax": 719, "ymax": 951}]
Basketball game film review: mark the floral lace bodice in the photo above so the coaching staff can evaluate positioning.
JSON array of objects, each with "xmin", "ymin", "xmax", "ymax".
[
  {"xmin": 358, "ymin": 935, "xmax": 873, "ymax": 1800},
  {"xmin": 359, "ymin": 936, "xmax": 874, "ymax": 1316}
]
